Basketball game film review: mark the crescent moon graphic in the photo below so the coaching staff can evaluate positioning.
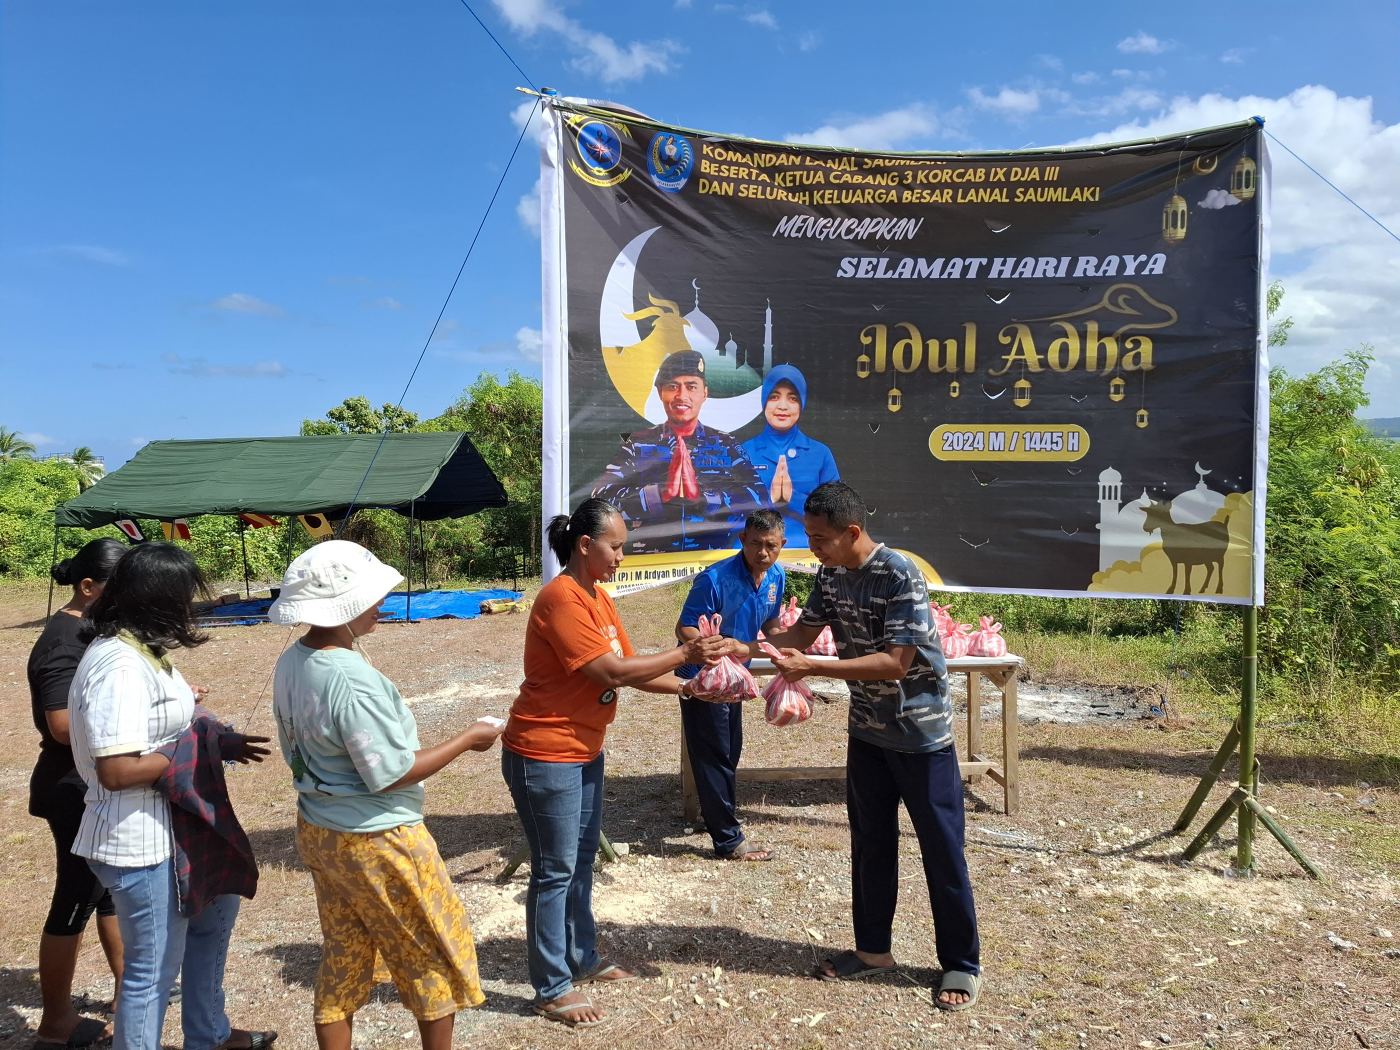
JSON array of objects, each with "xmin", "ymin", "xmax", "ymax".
[{"xmin": 599, "ymin": 226, "xmax": 762, "ymax": 430}]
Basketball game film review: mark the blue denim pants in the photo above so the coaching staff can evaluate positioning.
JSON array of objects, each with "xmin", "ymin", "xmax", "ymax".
[
  {"xmin": 88, "ymin": 858, "xmax": 240, "ymax": 1050},
  {"xmin": 501, "ymin": 748, "xmax": 604, "ymax": 1001}
]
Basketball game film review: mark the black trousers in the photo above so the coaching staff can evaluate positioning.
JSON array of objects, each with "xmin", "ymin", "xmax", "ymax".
[
  {"xmin": 846, "ymin": 735, "xmax": 980, "ymax": 975},
  {"xmin": 39, "ymin": 780, "xmax": 114, "ymax": 936},
  {"xmin": 679, "ymin": 695, "xmax": 745, "ymax": 854}
]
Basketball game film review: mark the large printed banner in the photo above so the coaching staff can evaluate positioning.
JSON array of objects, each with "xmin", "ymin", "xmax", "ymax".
[{"xmin": 539, "ymin": 98, "xmax": 1268, "ymax": 603}]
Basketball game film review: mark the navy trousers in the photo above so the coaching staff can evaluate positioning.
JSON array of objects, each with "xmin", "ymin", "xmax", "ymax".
[
  {"xmin": 846, "ymin": 735, "xmax": 981, "ymax": 976},
  {"xmin": 680, "ymin": 695, "xmax": 745, "ymax": 854}
]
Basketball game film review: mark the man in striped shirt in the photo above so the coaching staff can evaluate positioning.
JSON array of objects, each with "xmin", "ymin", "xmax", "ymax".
[{"xmin": 730, "ymin": 481, "xmax": 982, "ymax": 1011}]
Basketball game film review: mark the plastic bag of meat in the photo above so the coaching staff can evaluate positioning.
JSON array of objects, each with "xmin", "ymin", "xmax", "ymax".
[
  {"xmin": 930, "ymin": 601, "xmax": 956, "ymax": 637},
  {"xmin": 941, "ymin": 621, "xmax": 973, "ymax": 659},
  {"xmin": 966, "ymin": 616, "xmax": 1008, "ymax": 658},
  {"xmin": 757, "ymin": 643, "xmax": 813, "ymax": 726},
  {"xmin": 690, "ymin": 613, "xmax": 759, "ymax": 702},
  {"xmin": 805, "ymin": 625, "xmax": 837, "ymax": 657}
]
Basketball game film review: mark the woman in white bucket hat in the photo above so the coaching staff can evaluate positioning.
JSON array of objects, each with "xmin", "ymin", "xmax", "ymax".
[{"xmin": 269, "ymin": 541, "xmax": 501, "ymax": 1050}]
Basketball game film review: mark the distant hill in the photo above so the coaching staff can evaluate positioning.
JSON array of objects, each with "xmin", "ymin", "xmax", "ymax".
[{"xmin": 1364, "ymin": 417, "xmax": 1400, "ymax": 439}]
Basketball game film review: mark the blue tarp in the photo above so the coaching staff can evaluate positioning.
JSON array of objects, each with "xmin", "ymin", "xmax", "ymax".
[{"xmin": 201, "ymin": 588, "xmax": 521, "ymax": 626}]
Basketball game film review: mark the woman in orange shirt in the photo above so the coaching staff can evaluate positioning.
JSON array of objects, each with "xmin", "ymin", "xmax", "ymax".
[{"xmin": 503, "ymin": 498, "xmax": 729, "ymax": 1029}]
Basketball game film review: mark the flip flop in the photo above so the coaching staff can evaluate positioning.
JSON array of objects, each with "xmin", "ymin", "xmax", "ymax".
[
  {"xmin": 718, "ymin": 840, "xmax": 773, "ymax": 862},
  {"xmin": 534, "ymin": 996, "xmax": 606, "ymax": 1028},
  {"xmin": 576, "ymin": 961, "xmax": 636, "ymax": 985},
  {"xmin": 814, "ymin": 949, "xmax": 897, "ymax": 981},
  {"xmin": 31, "ymin": 1017, "xmax": 110, "ymax": 1049},
  {"xmin": 216, "ymin": 1031, "xmax": 278, "ymax": 1050},
  {"xmin": 935, "ymin": 970, "xmax": 981, "ymax": 1012}
]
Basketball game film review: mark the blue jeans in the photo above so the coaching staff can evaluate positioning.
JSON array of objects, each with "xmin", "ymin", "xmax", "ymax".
[
  {"xmin": 88, "ymin": 858, "xmax": 240, "ymax": 1050},
  {"xmin": 501, "ymin": 748, "xmax": 604, "ymax": 1001}
]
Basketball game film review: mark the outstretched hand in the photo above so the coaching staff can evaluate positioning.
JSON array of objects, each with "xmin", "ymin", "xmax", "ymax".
[
  {"xmin": 219, "ymin": 732, "xmax": 273, "ymax": 764},
  {"xmin": 464, "ymin": 718, "xmax": 506, "ymax": 752},
  {"xmin": 682, "ymin": 634, "xmax": 733, "ymax": 666},
  {"xmin": 771, "ymin": 648, "xmax": 815, "ymax": 682}
]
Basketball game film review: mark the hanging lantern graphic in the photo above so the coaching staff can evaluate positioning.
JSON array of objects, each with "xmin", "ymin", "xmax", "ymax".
[
  {"xmin": 1136, "ymin": 408, "xmax": 1150, "ymax": 429},
  {"xmin": 1162, "ymin": 193, "xmax": 1188, "ymax": 243},
  {"xmin": 948, "ymin": 379, "xmax": 960, "ymax": 399},
  {"xmin": 887, "ymin": 386, "xmax": 903, "ymax": 413},
  {"xmin": 1013, "ymin": 377, "xmax": 1032, "ymax": 407},
  {"xmin": 1193, "ymin": 154, "xmax": 1218, "ymax": 175},
  {"xmin": 1229, "ymin": 156, "xmax": 1257, "ymax": 201},
  {"xmin": 1109, "ymin": 376, "xmax": 1126, "ymax": 401},
  {"xmin": 856, "ymin": 353, "xmax": 872, "ymax": 379}
]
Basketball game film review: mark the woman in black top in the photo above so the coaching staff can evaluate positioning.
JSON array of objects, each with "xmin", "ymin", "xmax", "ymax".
[{"xmin": 28, "ymin": 539, "xmax": 128, "ymax": 1048}]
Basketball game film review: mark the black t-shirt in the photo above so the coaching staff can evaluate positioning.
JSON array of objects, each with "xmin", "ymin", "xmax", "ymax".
[{"xmin": 27, "ymin": 612, "xmax": 89, "ymax": 814}]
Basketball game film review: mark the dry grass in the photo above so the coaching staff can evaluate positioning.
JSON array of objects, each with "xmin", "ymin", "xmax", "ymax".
[{"xmin": 1, "ymin": 581, "xmax": 1397, "ymax": 1050}]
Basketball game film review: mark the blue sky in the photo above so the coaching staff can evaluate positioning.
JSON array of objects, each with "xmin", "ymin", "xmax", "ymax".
[{"xmin": 4, "ymin": 0, "xmax": 1398, "ymax": 469}]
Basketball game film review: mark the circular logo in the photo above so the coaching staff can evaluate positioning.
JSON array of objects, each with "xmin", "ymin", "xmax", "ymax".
[
  {"xmin": 647, "ymin": 132, "xmax": 694, "ymax": 193},
  {"xmin": 568, "ymin": 119, "xmax": 632, "ymax": 188},
  {"xmin": 577, "ymin": 121, "xmax": 621, "ymax": 171},
  {"xmin": 598, "ymin": 688, "xmax": 618, "ymax": 706}
]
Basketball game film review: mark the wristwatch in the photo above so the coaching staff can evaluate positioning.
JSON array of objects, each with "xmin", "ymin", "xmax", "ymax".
[{"xmin": 677, "ymin": 680, "xmax": 693, "ymax": 700}]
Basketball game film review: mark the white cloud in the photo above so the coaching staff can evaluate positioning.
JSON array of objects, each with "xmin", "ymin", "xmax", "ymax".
[
  {"xmin": 744, "ymin": 9, "xmax": 778, "ymax": 30},
  {"xmin": 516, "ymin": 325, "xmax": 544, "ymax": 362},
  {"xmin": 968, "ymin": 86, "xmax": 1040, "ymax": 117},
  {"xmin": 1036, "ymin": 54, "xmax": 1064, "ymax": 72},
  {"xmin": 21, "ymin": 431, "xmax": 57, "ymax": 447},
  {"xmin": 785, "ymin": 104, "xmax": 938, "ymax": 151},
  {"xmin": 430, "ymin": 318, "xmax": 461, "ymax": 344},
  {"xmin": 162, "ymin": 353, "xmax": 289, "ymax": 379},
  {"xmin": 1197, "ymin": 188, "xmax": 1243, "ymax": 210},
  {"xmin": 673, "ymin": 0, "xmax": 692, "ymax": 7},
  {"xmin": 211, "ymin": 292, "xmax": 284, "ymax": 317},
  {"xmin": 517, "ymin": 174, "xmax": 543, "ymax": 236},
  {"xmin": 1072, "ymin": 71, "xmax": 1101, "ymax": 86},
  {"xmin": 490, "ymin": 0, "xmax": 681, "ymax": 83},
  {"xmin": 47, "ymin": 244, "xmax": 129, "ymax": 266},
  {"xmin": 1221, "ymin": 47, "xmax": 1249, "ymax": 65},
  {"xmin": 1117, "ymin": 31, "xmax": 1171, "ymax": 55},
  {"xmin": 1063, "ymin": 86, "xmax": 1163, "ymax": 118},
  {"xmin": 368, "ymin": 296, "xmax": 403, "ymax": 310},
  {"xmin": 797, "ymin": 29, "xmax": 820, "ymax": 52},
  {"xmin": 1076, "ymin": 85, "xmax": 1400, "ymax": 407}
]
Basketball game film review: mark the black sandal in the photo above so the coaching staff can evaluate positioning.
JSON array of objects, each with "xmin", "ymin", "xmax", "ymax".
[{"xmin": 814, "ymin": 949, "xmax": 897, "ymax": 981}]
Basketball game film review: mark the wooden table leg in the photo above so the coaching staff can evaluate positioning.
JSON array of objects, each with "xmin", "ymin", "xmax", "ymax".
[
  {"xmin": 1001, "ymin": 670, "xmax": 1020, "ymax": 815},
  {"xmin": 680, "ymin": 720, "xmax": 701, "ymax": 824},
  {"xmin": 965, "ymin": 669, "xmax": 983, "ymax": 759}
]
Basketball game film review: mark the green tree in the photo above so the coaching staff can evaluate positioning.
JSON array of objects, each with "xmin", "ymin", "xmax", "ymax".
[
  {"xmin": 69, "ymin": 446, "xmax": 102, "ymax": 490},
  {"xmin": 426, "ymin": 371, "xmax": 543, "ymax": 573},
  {"xmin": 0, "ymin": 427, "xmax": 37, "ymax": 462},
  {"xmin": 0, "ymin": 457, "xmax": 125, "ymax": 577},
  {"xmin": 301, "ymin": 397, "xmax": 419, "ymax": 436}
]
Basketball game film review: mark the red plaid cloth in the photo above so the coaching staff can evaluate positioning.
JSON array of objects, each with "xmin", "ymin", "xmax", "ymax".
[{"xmin": 156, "ymin": 711, "xmax": 258, "ymax": 916}]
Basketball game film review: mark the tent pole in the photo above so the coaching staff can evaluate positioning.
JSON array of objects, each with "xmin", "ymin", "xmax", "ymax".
[
  {"xmin": 405, "ymin": 501, "xmax": 415, "ymax": 624},
  {"xmin": 46, "ymin": 521, "xmax": 60, "ymax": 619},
  {"xmin": 419, "ymin": 519, "xmax": 428, "ymax": 592},
  {"xmin": 239, "ymin": 518, "xmax": 251, "ymax": 599}
]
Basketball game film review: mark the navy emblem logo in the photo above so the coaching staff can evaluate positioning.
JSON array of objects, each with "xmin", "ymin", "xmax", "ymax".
[
  {"xmin": 647, "ymin": 132, "xmax": 694, "ymax": 193},
  {"xmin": 768, "ymin": 583, "xmax": 778, "ymax": 604},
  {"xmin": 569, "ymin": 118, "xmax": 631, "ymax": 188}
]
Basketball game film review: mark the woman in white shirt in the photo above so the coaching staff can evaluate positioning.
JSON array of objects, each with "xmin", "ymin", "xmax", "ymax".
[{"xmin": 68, "ymin": 543, "xmax": 273, "ymax": 1050}]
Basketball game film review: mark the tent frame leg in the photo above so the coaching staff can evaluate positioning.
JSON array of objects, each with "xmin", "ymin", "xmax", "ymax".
[
  {"xmin": 404, "ymin": 501, "xmax": 415, "ymax": 624},
  {"xmin": 239, "ymin": 518, "xmax": 251, "ymax": 599},
  {"xmin": 46, "ymin": 521, "xmax": 60, "ymax": 619}
]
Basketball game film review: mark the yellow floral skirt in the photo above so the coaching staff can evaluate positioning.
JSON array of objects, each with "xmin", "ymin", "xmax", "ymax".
[{"xmin": 296, "ymin": 817, "xmax": 486, "ymax": 1023}]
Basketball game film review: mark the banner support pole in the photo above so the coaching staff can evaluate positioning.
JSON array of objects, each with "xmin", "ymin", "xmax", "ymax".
[{"xmin": 1172, "ymin": 602, "xmax": 1320, "ymax": 879}]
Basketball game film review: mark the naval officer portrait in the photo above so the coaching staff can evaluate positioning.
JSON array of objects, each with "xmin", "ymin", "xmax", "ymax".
[{"xmin": 592, "ymin": 350, "xmax": 768, "ymax": 554}]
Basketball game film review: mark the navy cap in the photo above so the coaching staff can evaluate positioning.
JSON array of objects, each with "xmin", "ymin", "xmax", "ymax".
[{"xmin": 654, "ymin": 350, "xmax": 707, "ymax": 388}]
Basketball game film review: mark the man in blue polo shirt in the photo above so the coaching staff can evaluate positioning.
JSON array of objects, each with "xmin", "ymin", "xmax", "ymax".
[{"xmin": 675, "ymin": 509, "xmax": 786, "ymax": 860}]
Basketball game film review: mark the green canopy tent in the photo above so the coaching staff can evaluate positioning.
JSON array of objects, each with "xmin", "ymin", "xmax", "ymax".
[{"xmin": 53, "ymin": 433, "xmax": 509, "ymax": 617}]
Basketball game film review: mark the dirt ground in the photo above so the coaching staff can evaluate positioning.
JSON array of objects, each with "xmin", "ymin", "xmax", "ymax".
[{"xmin": 1, "ymin": 582, "xmax": 1396, "ymax": 1050}]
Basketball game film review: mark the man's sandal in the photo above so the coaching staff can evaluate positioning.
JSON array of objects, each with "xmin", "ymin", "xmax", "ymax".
[
  {"xmin": 936, "ymin": 971, "xmax": 981, "ymax": 1012},
  {"xmin": 718, "ymin": 840, "xmax": 773, "ymax": 862},
  {"xmin": 535, "ymin": 996, "xmax": 606, "ymax": 1028},
  {"xmin": 814, "ymin": 949, "xmax": 897, "ymax": 981}
]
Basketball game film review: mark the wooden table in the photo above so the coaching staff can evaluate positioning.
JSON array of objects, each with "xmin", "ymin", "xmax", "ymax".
[{"xmin": 679, "ymin": 654, "xmax": 1024, "ymax": 821}]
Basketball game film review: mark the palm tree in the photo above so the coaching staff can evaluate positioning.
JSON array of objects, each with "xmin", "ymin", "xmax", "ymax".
[
  {"xmin": 69, "ymin": 446, "xmax": 102, "ymax": 490},
  {"xmin": 0, "ymin": 427, "xmax": 36, "ymax": 462}
]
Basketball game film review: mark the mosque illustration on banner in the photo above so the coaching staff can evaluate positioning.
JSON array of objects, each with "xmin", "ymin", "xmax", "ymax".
[
  {"xmin": 1091, "ymin": 462, "xmax": 1253, "ymax": 598},
  {"xmin": 598, "ymin": 225, "xmax": 767, "ymax": 431}
]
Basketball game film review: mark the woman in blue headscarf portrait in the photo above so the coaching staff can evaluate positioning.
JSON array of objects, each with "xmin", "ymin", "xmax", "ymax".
[{"xmin": 740, "ymin": 364, "xmax": 841, "ymax": 549}]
